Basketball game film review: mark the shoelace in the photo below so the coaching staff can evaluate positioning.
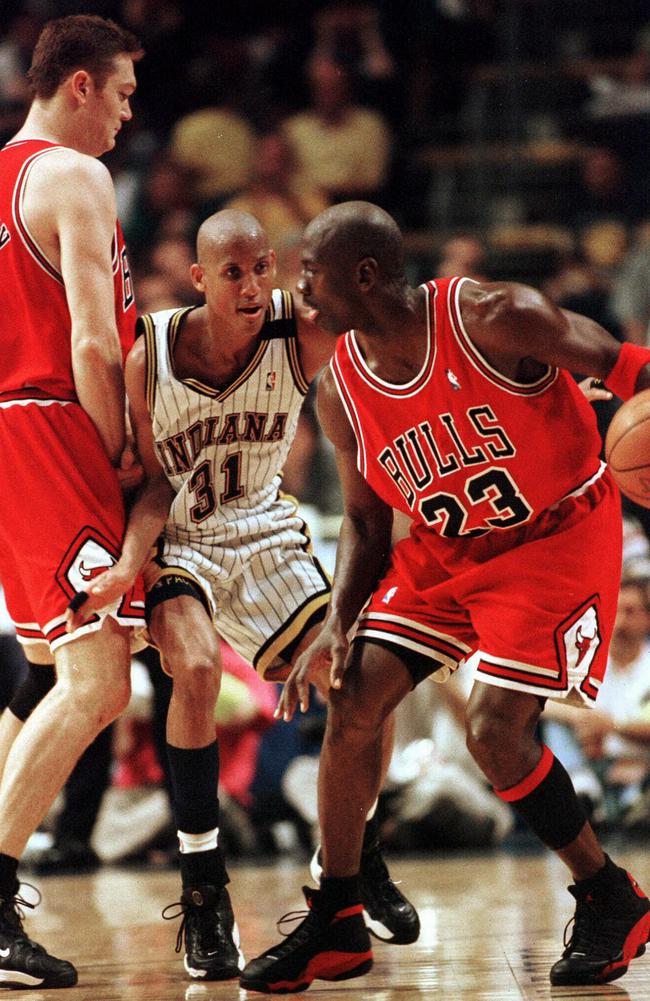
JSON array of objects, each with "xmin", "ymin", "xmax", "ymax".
[
  {"xmin": 1, "ymin": 883, "xmax": 42, "ymax": 929},
  {"xmin": 563, "ymin": 894, "xmax": 632, "ymax": 957},
  {"xmin": 266, "ymin": 908, "xmax": 321, "ymax": 960},
  {"xmin": 162, "ymin": 900, "xmax": 190, "ymax": 954}
]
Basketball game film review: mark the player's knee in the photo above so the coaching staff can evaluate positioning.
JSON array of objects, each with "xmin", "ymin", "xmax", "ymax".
[
  {"xmin": 54, "ymin": 672, "xmax": 130, "ymax": 732},
  {"xmin": 327, "ymin": 685, "xmax": 384, "ymax": 744},
  {"xmin": 169, "ymin": 651, "xmax": 221, "ymax": 705},
  {"xmin": 465, "ymin": 703, "xmax": 516, "ymax": 771}
]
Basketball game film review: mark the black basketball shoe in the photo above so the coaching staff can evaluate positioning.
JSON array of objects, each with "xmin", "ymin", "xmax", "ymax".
[
  {"xmin": 550, "ymin": 859, "xmax": 650, "ymax": 985},
  {"xmin": 311, "ymin": 842, "xmax": 420, "ymax": 945},
  {"xmin": 163, "ymin": 883, "xmax": 245, "ymax": 980},
  {"xmin": 239, "ymin": 885, "xmax": 373, "ymax": 994},
  {"xmin": 0, "ymin": 883, "xmax": 77, "ymax": 989}
]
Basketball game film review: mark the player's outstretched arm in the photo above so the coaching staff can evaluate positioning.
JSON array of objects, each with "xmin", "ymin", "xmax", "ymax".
[
  {"xmin": 459, "ymin": 280, "xmax": 650, "ymax": 391},
  {"xmin": 277, "ymin": 368, "xmax": 393, "ymax": 719},
  {"xmin": 65, "ymin": 339, "xmax": 175, "ymax": 631}
]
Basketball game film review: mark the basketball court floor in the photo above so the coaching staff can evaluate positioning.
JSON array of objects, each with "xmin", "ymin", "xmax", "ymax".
[{"xmin": 13, "ymin": 844, "xmax": 650, "ymax": 999}]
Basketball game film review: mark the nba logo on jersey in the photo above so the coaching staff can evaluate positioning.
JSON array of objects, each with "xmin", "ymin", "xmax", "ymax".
[
  {"xmin": 446, "ymin": 368, "xmax": 461, "ymax": 390},
  {"xmin": 266, "ymin": 371, "xmax": 277, "ymax": 390},
  {"xmin": 382, "ymin": 586, "xmax": 398, "ymax": 604},
  {"xmin": 0, "ymin": 222, "xmax": 10, "ymax": 250}
]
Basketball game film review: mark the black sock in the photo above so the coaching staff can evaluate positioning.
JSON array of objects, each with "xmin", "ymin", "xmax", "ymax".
[
  {"xmin": 320, "ymin": 875, "xmax": 362, "ymax": 909},
  {"xmin": 180, "ymin": 846, "xmax": 229, "ymax": 890},
  {"xmin": 0, "ymin": 855, "xmax": 18, "ymax": 899},
  {"xmin": 495, "ymin": 745, "xmax": 587, "ymax": 850},
  {"xmin": 167, "ymin": 740, "xmax": 220, "ymax": 834},
  {"xmin": 576, "ymin": 854, "xmax": 621, "ymax": 889}
]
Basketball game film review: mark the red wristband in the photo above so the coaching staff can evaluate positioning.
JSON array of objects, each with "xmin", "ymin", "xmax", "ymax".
[{"xmin": 605, "ymin": 342, "xmax": 650, "ymax": 401}]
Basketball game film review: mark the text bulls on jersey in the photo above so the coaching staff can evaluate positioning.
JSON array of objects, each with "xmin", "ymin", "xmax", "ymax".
[{"xmin": 378, "ymin": 404, "xmax": 516, "ymax": 507}]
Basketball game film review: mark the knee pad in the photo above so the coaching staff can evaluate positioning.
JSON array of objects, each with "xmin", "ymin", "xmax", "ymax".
[{"xmin": 9, "ymin": 663, "xmax": 56, "ymax": 721}]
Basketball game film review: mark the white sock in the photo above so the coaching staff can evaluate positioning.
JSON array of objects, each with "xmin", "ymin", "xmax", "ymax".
[{"xmin": 178, "ymin": 827, "xmax": 219, "ymax": 853}]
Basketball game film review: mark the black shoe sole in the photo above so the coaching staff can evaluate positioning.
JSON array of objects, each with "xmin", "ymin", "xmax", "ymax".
[
  {"xmin": 0, "ymin": 971, "xmax": 78, "ymax": 990},
  {"xmin": 240, "ymin": 957, "xmax": 373, "ymax": 994}
]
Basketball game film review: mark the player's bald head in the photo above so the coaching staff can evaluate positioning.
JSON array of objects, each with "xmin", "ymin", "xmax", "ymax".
[
  {"xmin": 303, "ymin": 201, "xmax": 406, "ymax": 288},
  {"xmin": 196, "ymin": 209, "xmax": 270, "ymax": 261}
]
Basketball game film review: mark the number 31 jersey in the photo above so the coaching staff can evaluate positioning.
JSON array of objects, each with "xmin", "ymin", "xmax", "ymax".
[
  {"xmin": 140, "ymin": 290, "xmax": 309, "ymax": 555},
  {"xmin": 331, "ymin": 276, "xmax": 605, "ymax": 541}
]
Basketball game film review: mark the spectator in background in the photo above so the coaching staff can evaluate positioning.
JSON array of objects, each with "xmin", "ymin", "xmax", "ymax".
[
  {"xmin": 225, "ymin": 130, "xmax": 329, "ymax": 287},
  {"xmin": 145, "ymin": 236, "xmax": 203, "ymax": 307},
  {"xmin": 543, "ymin": 577, "xmax": 650, "ymax": 826},
  {"xmin": 281, "ymin": 53, "xmax": 392, "ymax": 204},
  {"xmin": 581, "ymin": 26, "xmax": 650, "ymax": 221},
  {"xmin": 570, "ymin": 147, "xmax": 635, "ymax": 230},
  {"xmin": 121, "ymin": 155, "xmax": 198, "ymax": 261},
  {"xmin": 310, "ymin": 3, "xmax": 396, "ymax": 116},
  {"xmin": 436, "ymin": 234, "xmax": 488, "ymax": 281},
  {"xmin": 609, "ymin": 222, "xmax": 650, "ymax": 346},
  {"xmin": 168, "ymin": 37, "xmax": 256, "ymax": 214},
  {"xmin": 0, "ymin": 14, "xmax": 41, "ymax": 142}
]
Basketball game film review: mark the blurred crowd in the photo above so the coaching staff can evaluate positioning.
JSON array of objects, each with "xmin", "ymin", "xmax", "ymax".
[{"xmin": 3, "ymin": 0, "xmax": 650, "ymax": 873}]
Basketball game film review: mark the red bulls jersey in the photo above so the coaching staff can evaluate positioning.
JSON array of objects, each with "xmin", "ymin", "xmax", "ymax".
[
  {"xmin": 331, "ymin": 276, "xmax": 604, "ymax": 540},
  {"xmin": 0, "ymin": 139, "xmax": 135, "ymax": 401}
]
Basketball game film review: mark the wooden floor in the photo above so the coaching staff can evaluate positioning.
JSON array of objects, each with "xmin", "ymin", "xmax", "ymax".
[{"xmin": 13, "ymin": 845, "xmax": 650, "ymax": 999}]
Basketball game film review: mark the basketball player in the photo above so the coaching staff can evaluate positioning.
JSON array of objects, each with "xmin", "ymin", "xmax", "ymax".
[
  {"xmin": 240, "ymin": 202, "xmax": 650, "ymax": 993},
  {"xmin": 0, "ymin": 15, "xmax": 144, "ymax": 990},
  {"xmin": 66, "ymin": 209, "xmax": 419, "ymax": 980}
]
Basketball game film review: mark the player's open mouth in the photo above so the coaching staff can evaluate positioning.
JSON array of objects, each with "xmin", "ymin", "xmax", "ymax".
[{"xmin": 239, "ymin": 305, "xmax": 263, "ymax": 315}]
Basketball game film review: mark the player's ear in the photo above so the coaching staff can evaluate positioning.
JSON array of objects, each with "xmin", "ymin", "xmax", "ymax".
[
  {"xmin": 190, "ymin": 262, "xmax": 205, "ymax": 292},
  {"xmin": 70, "ymin": 70, "xmax": 92, "ymax": 104},
  {"xmin": 357, "ymin": 256, "xmax": 378, "ymax": 292}
]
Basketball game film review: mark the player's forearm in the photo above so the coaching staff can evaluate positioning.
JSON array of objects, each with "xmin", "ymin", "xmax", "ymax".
[
  {"xmin": 72, "ymin": 334, "xmax": 126, "ymax": 464},
  {"xmin": 326, "ymin": 508, "xmax": 392, "ymax": 633},
  {"xmin": 117, "ymin": 477, "xmax": 174, "ymax": 578}
]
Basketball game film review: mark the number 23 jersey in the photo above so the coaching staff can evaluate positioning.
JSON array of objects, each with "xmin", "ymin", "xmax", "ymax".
[{"xmin": 331, "ymin": 276, "xmax": 606, "ymax": 544}]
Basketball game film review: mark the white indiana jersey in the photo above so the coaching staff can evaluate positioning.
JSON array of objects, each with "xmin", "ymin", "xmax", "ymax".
[{"xmin": 139, "ymin": 289, "xmax": 310, "ymax": 577}]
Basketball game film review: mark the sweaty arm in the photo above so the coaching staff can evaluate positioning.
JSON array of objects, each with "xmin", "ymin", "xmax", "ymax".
[
  {"xmin": 459, "ymin": 281, "xmax": 650, "ymax": 394},
  {"xmin": 28, "ymin": 152, "xmax": 127, "ymax": 463},
  {"xmin": 277, "ymin": 368, "xmax": 393, "ymax": 718},
  {"xmin": 65, "ymin": 338, "xmax": 175, "ymax": 630}
]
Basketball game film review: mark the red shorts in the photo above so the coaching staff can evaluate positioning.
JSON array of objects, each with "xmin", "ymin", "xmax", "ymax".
[
  {"xmin": 0, "ymin": 397, "xmax": 145, "ymax": 653},
  {"xmin": 355, "ymin": 468, "xmax": 621, "ymax": 704}
]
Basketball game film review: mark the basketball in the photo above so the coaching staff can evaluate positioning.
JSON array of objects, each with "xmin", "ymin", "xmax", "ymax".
[{"xmin": 605, "ymin": 389, "xmax": 650, "ymax": 507}]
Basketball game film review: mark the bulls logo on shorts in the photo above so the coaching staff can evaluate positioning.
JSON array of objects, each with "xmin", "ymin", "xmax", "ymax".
[
  {"xmin": 556, "ymin": 597, "xmax": 602, "ymax": 697},
  {"xmin": 56, "ymin": 526, "xmax": 118, "ymax": 601}
]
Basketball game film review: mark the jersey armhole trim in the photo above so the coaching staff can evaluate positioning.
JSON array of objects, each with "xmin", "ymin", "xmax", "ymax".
[{"xmin": 140, "ymin": 313, "xmax": 157, "ymax": 415}]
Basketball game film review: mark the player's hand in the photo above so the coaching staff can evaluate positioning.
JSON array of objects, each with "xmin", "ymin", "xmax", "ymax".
[
  {"xmin": 116, "ymin": 440, "xmax": 144, "ymax": 495},
  {"xmin": 578, "ymin": 377, "xmax": 613, "ymax": 403},
  {"xmin": 276, "ymin": 620, "xmax": 350, "ymax": 722},
  {"xmin": 64, "ymin": 563, "xmax": 136, "ymax": 632}
]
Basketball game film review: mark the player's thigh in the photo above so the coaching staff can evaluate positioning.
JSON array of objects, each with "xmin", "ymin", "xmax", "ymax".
[{"xmin": 220, "ymin": 546, "xmax": 330, "ymax": 678}]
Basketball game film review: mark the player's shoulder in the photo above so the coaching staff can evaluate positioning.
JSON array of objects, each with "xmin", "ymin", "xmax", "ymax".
[
  {"xmin": 32, "ymin": 146, "xmax": 111, "ymax": 187},
  {"xmin": 260, "ymin": 289, "xmax": 297, "ymax": 339},
  {"xmin": 136, "ymin": 307, "xmax": 184, "ymax": 336}
]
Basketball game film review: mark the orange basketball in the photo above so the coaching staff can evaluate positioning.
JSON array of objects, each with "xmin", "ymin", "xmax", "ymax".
[{"xmin": 605, "ymin": 388, "xmax": 650, "ymax": 508}]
